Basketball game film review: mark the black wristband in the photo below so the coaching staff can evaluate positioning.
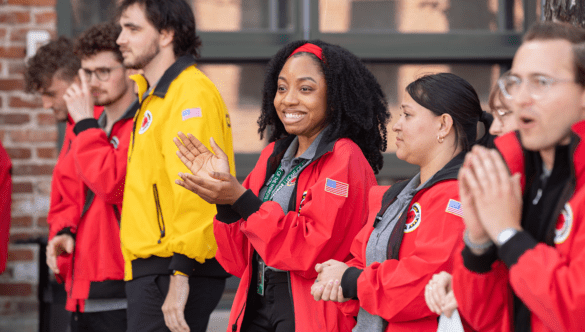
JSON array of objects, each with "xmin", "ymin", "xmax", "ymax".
[
  {"xmin": 231, "ymin": 189, "xmax": 263, "ymax": 221},
  {"xmin": 340, "ymin": 267, "xmax": 362, "ymax": 300}
]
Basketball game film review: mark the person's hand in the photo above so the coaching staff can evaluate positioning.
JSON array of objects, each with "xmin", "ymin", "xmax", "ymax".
[
  {"xmin": 46, "ymin": 234, "xmax": 74, "ymax": 274},
  {"xmin": 425, "ymin": 272, "xmax": 458, "ymax": 318},
  {"xmin": 463, "ymin": 146, "xmax": 523, "ymax": 241},
  {"xmin": 162, "ymin": 274, "xmax": 190, "ymax": 332},
  {"xmin": 458, "ymin": 154, "xmax": 492, "ymax": 254},
  {"xmin": 311, "ymin": 260, "xmax": 350, "ymax": 302},
  {"xmin": 174, "ymin": 133, "xmax": 230, "ymax": 181},
  {"xmin": 63, "ymin": 69, "xmax": 94, "ymax": 123},
  {"xmin": 176, "ymin": 171, "xmax": 246, "ymax": 205}
]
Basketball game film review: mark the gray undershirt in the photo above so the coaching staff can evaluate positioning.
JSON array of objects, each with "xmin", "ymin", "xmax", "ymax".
[{"xmin": 354, "ymin": 173, "xmax": 427, "ymax": 332}]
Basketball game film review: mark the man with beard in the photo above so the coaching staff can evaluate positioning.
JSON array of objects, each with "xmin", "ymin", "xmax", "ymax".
[
  {"xmin": 116, "ymin": 0, "xmax": 235, "ymax": 331},
  {"xmin": 44, "ymin": 22, "xmax": 137, "ymax": 332}
]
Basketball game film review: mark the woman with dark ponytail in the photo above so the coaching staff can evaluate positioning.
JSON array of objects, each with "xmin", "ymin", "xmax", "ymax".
[
  {"xmin": 312, "ymin": 72, "xmax": 484, "ymax": 331},
  {"xmin": 174, "ymin": 40, "xmax": 389, "ymax": 331}
]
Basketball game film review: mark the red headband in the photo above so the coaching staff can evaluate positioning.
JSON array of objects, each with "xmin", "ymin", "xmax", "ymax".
[{"xmin": 289, "ymin": 43, "xmax": 324, "ymax": 62}]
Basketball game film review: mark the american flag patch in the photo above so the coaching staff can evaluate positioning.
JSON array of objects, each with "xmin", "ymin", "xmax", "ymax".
[
  {"xmin": 182, "ymin": 108, "xmax": 202, "ymax": 121},
  {"xmin": 324, "ymin": 178, "xmax": 349, "ymax": 197},
  {"xmin": 445, "ymin": 199, "xmax": 463, "ymax": 218}
]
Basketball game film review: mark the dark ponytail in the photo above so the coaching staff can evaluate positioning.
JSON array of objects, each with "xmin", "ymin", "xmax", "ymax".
[{"xmin": 406, "ymin": 73, "xmax": 483, "ymax": 152}]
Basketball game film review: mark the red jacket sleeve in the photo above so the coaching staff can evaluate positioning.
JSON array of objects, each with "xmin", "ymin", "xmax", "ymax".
[
  {"xmin": 240, "ymin": 140, "xmax": 376, "ymax": 279},
  {"xmin": 0, "ymin": 143, "xmax": 11, "ymax": 274},
  {"xmin": 214, "ymin": 173, "xmax": 257, "ymax": 279},
  {"xmin": 451, "ymin": 246, "xmax": 511, "ymax": 332},
  {"xmin": 352, "ymin": 184, "xmax": 466, "ymax": 323},
  {"xmin": 72, "ymin": 120, "xmax": 132, "ymax": 205}
]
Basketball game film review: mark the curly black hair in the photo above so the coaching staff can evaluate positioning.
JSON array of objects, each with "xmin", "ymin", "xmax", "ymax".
[
  {"xmin": 117, "ymin": 0, "xmax": 201, "ymax": 58},
  {"xmin": 258, "ymin": 40, "xmax": 390, "ymax": 174},
  {"xmin": 75, "ymin": 22, "xmax": 123, "ymax": 63},
  {"xmin": 25, "ymin": 36, "xmax": 80, "ymax": 93}
]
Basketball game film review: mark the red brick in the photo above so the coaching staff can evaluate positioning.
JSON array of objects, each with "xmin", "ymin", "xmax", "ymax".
[
  {"xmin": 17, "ymin": 301, "xmax": 38, "ymax": 313},
  {"xmin": 0, "ymin": 114, "xmax": 30, "ymax": 125},
  {"xmin": 36, "ymin": 113, "xmax": 55, "ymax": 126},
  {"xmin": 37, "ymin": 147, "xmax": 56, "ymax": 159},
  {"xmin": 5, "ymin": 148, "xmax": 31, "ymax": 159},
  {"xmin": 11, "ymin": 164, "xmax": 54, "ymax": 176},
  {"xmin": 0, "ymin": 28, "xmax": 6, "ymax": 39},
  {"xmin": 0, "ymin": 47, "xmax": 26, "ymax": 59},
  {"xmin": 8, "ymin": 61, "xmax": 25, "ymax": 76},
  {"xmin": 13, "ymin": 182, "xmax": 33, "ymax": 193},
  {"xmin": 6, "ymin": 0, "xmax": 56, "ymax": 5},
  {"xmin": 34, "ymin": 11, "xmax": 55, "ymax": 24},
  {"xmin": 10, "ymin": 28, "xmax": 29, "ymax": 43},
  {"xmin": 10, "ymin": 129, "xmax": 57, "ymax": 143},
  {"xmin": 0, "ymin": 11, "xmax": 30, "ymax": 24},
  {"xmin": 0, "ymin": 79, "xmax": 24, "ymax": 91},
  {"xmin": 11, "ymin": 216, "xmax": 32, "ymax": 227},
  {"xmin": 37, "ymin": 217, "xmax": 47, "ymax": 227},
  {"xmin": 0, "ymin": 283, "xmax": 32, "ymax": 296},
  {"xmin": 10, "ymin": 96, "xmax": 42, "ymax": 108},
  {"xmin": 7, "ymin": 249, "xmax": 34, "ymax": 262}
]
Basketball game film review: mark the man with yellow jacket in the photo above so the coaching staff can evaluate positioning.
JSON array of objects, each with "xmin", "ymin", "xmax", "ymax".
[{"xmin": 116, "ymin": 0, "xmax": 235, "ymax": 331}]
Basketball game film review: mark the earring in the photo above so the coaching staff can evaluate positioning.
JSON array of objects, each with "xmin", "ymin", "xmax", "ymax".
[{"xmin": 437, "ymin": 135, "xmax": 444, "ymax": 143}]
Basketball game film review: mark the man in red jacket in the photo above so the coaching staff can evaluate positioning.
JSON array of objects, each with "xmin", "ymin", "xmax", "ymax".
[
  {"xmin": 453, "ymin": 22, "xmax": 585, "ymax": 331},
  {"xmin": 43, "ymin": 22, "xmax": 137, "ymax": 332}
]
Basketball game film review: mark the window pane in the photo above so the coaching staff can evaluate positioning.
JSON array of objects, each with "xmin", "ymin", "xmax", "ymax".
[
  {"xmin": 364, "ymin": 63, "xmax": 500, "ymax": 153},
  {"xmin": 319, "ymin": 0, "xmax": 524, "ymax": 33},
  {"xmin": 70, "ymin": 0, "xmax": 117, "ymax": 36},
  {"xmin": 193, "ymin": 0, "xmax": 295, "ymax": 32},
  {"xmin": 198, "ymin": 64, "xmax": 267, "ymax": 153}
]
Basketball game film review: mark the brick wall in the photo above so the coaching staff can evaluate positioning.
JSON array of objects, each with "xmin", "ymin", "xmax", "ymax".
[{"xmin": 0, "ymin": 0, "xmax": 57, "ymax": 331}]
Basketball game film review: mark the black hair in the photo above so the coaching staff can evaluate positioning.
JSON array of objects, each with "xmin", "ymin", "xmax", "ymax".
[
  {"xmin": 117, "ymin": 0, "xmax": 201, "ymax": 58},
  {"xmin": 25, "ymin": 36, "xmax": 80, "ymax": 93},
  {"xmin": 258, "ymin": 40, "xmax": 390, "ymax": 174},
  {"xmin": 524, "ymin": 22, "xmax": 585, "ymax": 86},
  {"xmin": 406, "ymin": 73, "xmax": 483, "ymax": 152}
]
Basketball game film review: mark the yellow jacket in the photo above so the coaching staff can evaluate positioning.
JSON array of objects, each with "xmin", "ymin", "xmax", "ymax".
[{"xmin": 120, "ymin": 56, "xmax": 235, "ymax": 280}]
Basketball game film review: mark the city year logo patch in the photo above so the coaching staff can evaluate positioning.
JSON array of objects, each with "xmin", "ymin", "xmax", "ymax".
[
  {"xmin": 138, "ymin": 110, "xmax": 153, "ymax": 134},
  {"xmin": 404, "ymin": 202, "xmax": 422, "ymax": 233},
  {"xmin": 554, "ymin": 203, "xmax": 573, "ymax": 244},
  {"xmin": 110, "ymin": 136, "xmax": 119, "ymax": 149}
]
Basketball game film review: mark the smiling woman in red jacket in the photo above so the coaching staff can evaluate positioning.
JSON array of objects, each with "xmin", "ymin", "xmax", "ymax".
[
  {"xmin": 173, "ymin": 40, "xmax": 390, "ymax": 332},
  {"xmin": 311, "ymin": 73, "xmax": 489, "ymax": 332}
]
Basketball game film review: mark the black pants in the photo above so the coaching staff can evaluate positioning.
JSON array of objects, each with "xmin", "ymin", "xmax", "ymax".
[
  {"xmin": 243, "ymin": 270, "xmax": 295, "ymax": 332},
  {"xmin": 71, "ymin": 309, "xmax": 127, "ymax": 332},
  {"xmin": 126, "ymin": 274, "xmax": 226, "ymax": 332}
]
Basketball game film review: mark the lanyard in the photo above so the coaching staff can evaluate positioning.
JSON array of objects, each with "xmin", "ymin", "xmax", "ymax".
[{"xmin": 262, "ymin": 159, "xmax": 309, "ymax": 202}]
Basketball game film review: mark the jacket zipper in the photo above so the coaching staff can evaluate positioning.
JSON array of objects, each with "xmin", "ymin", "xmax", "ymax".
[{"xmin": 152, "ymin": 184, "xmax": 166, "ymax": 243}]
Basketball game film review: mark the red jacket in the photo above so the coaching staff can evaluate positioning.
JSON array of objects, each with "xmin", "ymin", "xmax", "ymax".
[
  {"xmin": 337, "ymin": 154, "xmax": 469, "ymax": 331},
  {"xmin": 214, "ymin": 136, "xmax": 377, "ymax": 332},
  {"xmin": 0, "ymin": 142, "xmax": 11, "ymax": 274},
  {"xmin": 47, "ymin": 104, "xmax": 137, "ymax": 312},
  {"xmin": 452, "ymin": 120, "xmax": 585, "ymax": 332}
]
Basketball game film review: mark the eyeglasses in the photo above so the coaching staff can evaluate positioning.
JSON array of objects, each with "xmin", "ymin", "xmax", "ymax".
[
  {"xmin": 493, "ymin": 108, "xmax": 513, "ymax": 119},
  {"xmin": 497, "ymin": 74, "xmax": 575, "ymax": 100},
  {"xmin": 82, "ymin": 65, "xmax": 124, "ymax": 82}
]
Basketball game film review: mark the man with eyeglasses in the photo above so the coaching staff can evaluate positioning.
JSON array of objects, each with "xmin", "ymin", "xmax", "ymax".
[
  {"xmin": 450, "ymin": 22, "xmax": 585, "ymax": 331},
  {"xmin": 45, "ymin": 21, "xmax": 138, "ymax": 332}
]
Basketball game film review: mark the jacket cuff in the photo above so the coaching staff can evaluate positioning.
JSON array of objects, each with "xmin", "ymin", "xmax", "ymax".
[
  {"xmin": 56, "ymin": 227, "xmax": 75, "ymax": 240},
  {"xmin": 498, "ymin": 231, "xmax": 538, "ymax": 269},
  {"xmin": 215, "ymin": 204, "xmax": 241, "ymax": 224},
  {"xmin": 73, "ymin": 118, "xmax": 99, "ymax": 135},
  {"xmin": 341, "ymin": 267, "xmax": 362, "ymax": 300},
  {"xmin": 169, "ymin": 253, "xmax": 196, "ymax": 277},
  {"xmin": 231, "ymin": 189, "xmax": 263, "ymax": 221},
  {"xmin": 462, "ymin": 244, "xmax": 498, "ymax": 273}
]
